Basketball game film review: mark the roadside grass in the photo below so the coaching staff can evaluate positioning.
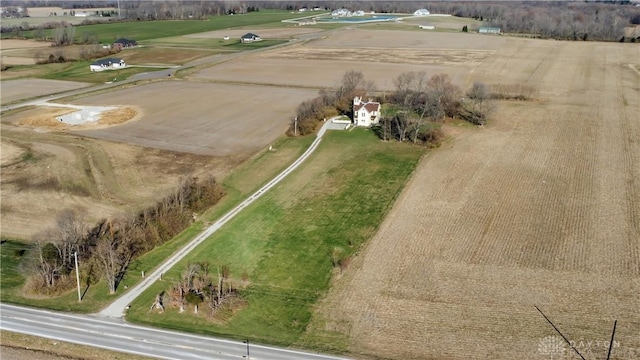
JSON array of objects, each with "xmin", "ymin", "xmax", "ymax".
[
  {"xmin": 0, "ymin": 330, "xmax": 154, "ymax": 360},
  {"xmin": 112, "ymin": 47, "xmax": 218, "ymax": 65},
  {"xmin": 126, "ymin": 129, "xmax": 424, "ymax": 350}
]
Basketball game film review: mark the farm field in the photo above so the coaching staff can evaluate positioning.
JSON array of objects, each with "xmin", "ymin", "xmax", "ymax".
[
  {"xmin": 2, "ymin": 15, "xmax": 639, "ymax": 360},
  {"xmin": 0, "ymin": 123, "xmax": 230, "ymax": 240},
  {"xmin": 65, "ymin": 81, "xmax": 318, "ymax": 156},
  {"xmin": 193, "ymin": 30, "xmax": 508, "ymax": 90},
  {"xmin": 312, "ymin": 39, "xmax": 640, "ymax": 359},
  {"xmin": 1, "ymin": 78, "xmax": 91, "ymax": 103}
]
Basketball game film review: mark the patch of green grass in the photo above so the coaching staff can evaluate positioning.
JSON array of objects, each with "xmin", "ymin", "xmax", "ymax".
[
  {"xmin": 127, "ymin": 129, "xmax": 424, "ymax": 350},
  {"xmin": 20, "ymin": 151, "xmax": 36, "ymax": 162},
  {"xmin": 0, "ymin": 239, "xmax": 29, "ymax": 290},
  {"xmin": 17, "ymin": 11, "xmax": 304, "ymax": 44}
]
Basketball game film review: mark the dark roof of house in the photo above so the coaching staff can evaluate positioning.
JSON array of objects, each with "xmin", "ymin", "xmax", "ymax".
[
  {"xmin": 354, "ymin": 102, "xmax": 380, "ymax": 113},
  {"xmin": 241, "ymin": 33, "xmax": 260, "ymax": 39},
  {"xmin": 91, "ymin": 58, "xmax": 124, "ymax": 66},
  {"xmin": 113, "ymin": 38, "xmax": 137, "ymax": 45}
]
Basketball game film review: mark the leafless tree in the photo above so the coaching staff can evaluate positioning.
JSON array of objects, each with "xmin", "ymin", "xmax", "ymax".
[
  {"xmin": 51, "ymin": 209, "xmax": 86, "ymax": 272},
  {"xmin": 425, "ymin": 74, "xmax": 461, "ymax": 122},
  {"xmin": 334, "ymin": 70, "xmax": 376, "ymax": 115},
  {"xmin": 26, "ymin": 232, "xmax": 65, "ymax": 290},
  {"xmin": 93, "ymin": 218, "xmax": 140, "ymax": 294}
]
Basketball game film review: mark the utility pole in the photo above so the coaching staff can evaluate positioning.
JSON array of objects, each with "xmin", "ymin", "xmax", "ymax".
[
  {"xmin": 117, "ymin": 0, "xmax": 121, "ymax": 19},
  {"xmin": 294, "ymin": 117, "xmax": 298, "ymax": 136},
  {"xmin": 74, "ymin": 252, "xmax": 81, "ymax": 302}
]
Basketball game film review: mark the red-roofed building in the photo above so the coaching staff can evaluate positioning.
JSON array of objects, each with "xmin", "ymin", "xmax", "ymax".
[{"xmin": 353, "ymin": 96, "xmax": 381, "ymax": 127}]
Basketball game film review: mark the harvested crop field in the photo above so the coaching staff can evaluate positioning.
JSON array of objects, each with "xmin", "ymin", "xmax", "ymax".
[
  {"xmin": 1, "ymin": 79, "xmax": 91, "ymax": 104},
  {"xmin": 0, "ymin": 121, "xmax": 233, "ymax": 239},
  {"xmin": 66, "ymin": 81, "xmax": 317, "ymax": 156},
  {"xmin": 313, "ymin": 40, "xmax": 640, "ymax": 359},
  {"xmin": 194, "ymin": 30, "xmax": 510, "ymax": 90}
]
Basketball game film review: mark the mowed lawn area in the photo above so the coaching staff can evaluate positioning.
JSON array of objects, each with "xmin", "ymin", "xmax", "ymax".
[
  {"xmin": 126, "ymin": 129, "xmax": 424, "ymax": 348},
  {"xmin": 9, "ymin": 10, "xmax": 305, "ymax": 43}
]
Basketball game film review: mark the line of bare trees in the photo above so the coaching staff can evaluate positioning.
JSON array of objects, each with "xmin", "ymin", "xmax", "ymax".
[
  {"xmin": 23, "ymin": 176, "xmax": 225, "ymax": 296},
  {"xmin": 4, "ymin": 1, "xmax": 637, "ymax": 42}
]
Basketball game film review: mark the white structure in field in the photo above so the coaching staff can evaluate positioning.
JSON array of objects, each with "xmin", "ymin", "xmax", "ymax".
[
  {"xmin": 353, "ymin": 96, "xmax": 381, "ymax": 127},
  {"xmin": 331, "ymin": 8, "xmax": 350, "ymax": 17},
  {"xmin": 89, "ymin": 58, "xmax": 125, "ymax": 72},
  {"xmin": 414, "ymin": 9, "xmax": 430, "ymax": 16}
]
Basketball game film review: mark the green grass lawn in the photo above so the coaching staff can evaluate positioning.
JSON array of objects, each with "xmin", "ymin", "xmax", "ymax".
[
  {"xmin": 126, "ymin": 129, "xmax": 424, "ymax": 350},
  {"xmin": 8, "ymin": 11, "xmax": 304, "ymax": 43}
]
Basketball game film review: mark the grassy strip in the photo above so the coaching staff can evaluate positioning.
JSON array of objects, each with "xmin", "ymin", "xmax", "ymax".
[{"xmin": 126, "ymin": 129, "xmax": 423, "ymax": 350}]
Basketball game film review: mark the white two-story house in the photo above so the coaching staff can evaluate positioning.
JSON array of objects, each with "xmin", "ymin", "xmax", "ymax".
[{"xmin": 353, "ymin": 96, "xmax": 381, "ymax": 127}]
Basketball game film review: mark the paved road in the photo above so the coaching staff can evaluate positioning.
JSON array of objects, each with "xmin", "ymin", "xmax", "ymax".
[
  {"xmin": 100, "ymin": 119, "xmax": 334, "ymax": 318},
  {"xmin": 0, "ymin": 303, "xmax": 349, "ymax": 360}
]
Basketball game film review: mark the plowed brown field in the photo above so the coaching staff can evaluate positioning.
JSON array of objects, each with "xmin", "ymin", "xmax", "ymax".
[{"xmin": 313, "ymin": 40, "xmax": 640, "ymax": 359}]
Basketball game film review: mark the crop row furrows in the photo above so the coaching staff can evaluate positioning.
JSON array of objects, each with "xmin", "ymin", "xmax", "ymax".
[
  {"xmin": 590, "ymin": 49, "xmax": 635, "ymax": 277},
  {"xmin": 618, "ymin": 49, "xmax": 640, "ymax": 276}
]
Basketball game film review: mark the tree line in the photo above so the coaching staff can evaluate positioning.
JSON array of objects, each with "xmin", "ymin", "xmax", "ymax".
[
  {"xmin": 3, "ymin": 1, "xmax": 638, "ymax": 41},
  {"xmin": 290, "ymin": 70, "xmax": 496, "ymax": 147},
  {"xmin": 23, "ymin": 176, "xmax": 224, "ymax": 296}
]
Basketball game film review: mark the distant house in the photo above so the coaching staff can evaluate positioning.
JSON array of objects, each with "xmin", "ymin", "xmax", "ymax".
[
  {"xmin": 240, "ymin": 33, "xmax": 261, "ymax": 43},
  {"xmin": 331, "ymin": 8, "xmax": 350, "ymax": 17},
  {"xmin": 479, "ymin": 27, "xmax": 501, "ymax": 34},
  {"xmin": 112, "ymin": 38, "xmax": 137, "ymax": 51},
  {"xmin": 414, "ymin": 8, "xmax": 430, "ymax": 16},
  {"xmin": 353, "ymin": 96, "xmax": 381, "ymax": 127},
  {"xmin": 90, "ymin": 58, "xmax": 125, "ymax": 72}
]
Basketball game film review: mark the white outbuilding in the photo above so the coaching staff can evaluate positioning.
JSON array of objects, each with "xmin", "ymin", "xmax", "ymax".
[
  {"xmin": 89, "ymin": 58, "xmax": 126, "ymax": 72},
  {"xmin": 413, "ymin": 9, "xmax": 430, "ymax": 16}
]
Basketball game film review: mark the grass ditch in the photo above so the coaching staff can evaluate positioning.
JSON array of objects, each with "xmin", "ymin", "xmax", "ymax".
[{"xmin": 125, "ymin": 129, "xmax": 424, "ymax": 350}]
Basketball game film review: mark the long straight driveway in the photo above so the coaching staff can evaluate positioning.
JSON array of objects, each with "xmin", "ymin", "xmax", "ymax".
[{"xmin": 99, "ymin": 119, "xmax": 334, "ymax": 318}]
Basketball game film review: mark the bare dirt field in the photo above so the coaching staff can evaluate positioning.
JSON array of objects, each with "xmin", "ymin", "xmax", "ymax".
[
  {"xmin": 312, "ymin": 39, "xmax": 640, "ymax": 359},
  {"xmin": 193, "ymin": 30, "xmax": 509, "ymax": 90},
  {"xmin": 1, "ymin": 79, "xmax": 91, "ymax": 104},
  {"xmin": 64, "ymin": 80, "xmax": 317, "ymax": 156},
  {"xmin": 0, "ymin": 39, "xmax": 53, "ymax": 65}
]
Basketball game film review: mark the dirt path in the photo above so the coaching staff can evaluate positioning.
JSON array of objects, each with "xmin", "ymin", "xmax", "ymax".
[{"xmin": 316, "ymin": 40, "xmax": 640, "ymax": 359}]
